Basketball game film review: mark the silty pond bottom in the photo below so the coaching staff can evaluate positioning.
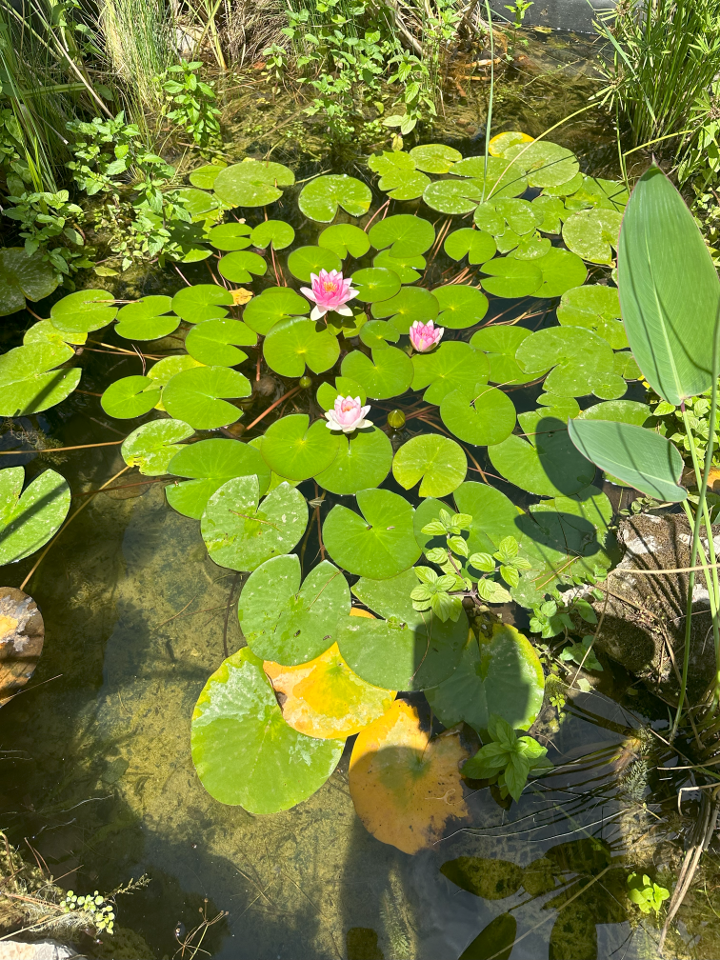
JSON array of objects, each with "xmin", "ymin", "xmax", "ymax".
[{"xmin": 0, "ymin": 35, "xmax": 718, "ymax": 960}]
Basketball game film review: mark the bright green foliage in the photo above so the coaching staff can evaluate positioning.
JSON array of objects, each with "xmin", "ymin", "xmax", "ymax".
[
  {"xmin": 516, "ymin": 327, "xmax": 626, "ymax": 399},
  {"xmin": 213, "ymin": 160, "xmax": 295, "ymax": 207},
  {"xmin": 626, "ymin": 873, "xmax": 670, "ymax": 916},
  {"xmin": 0, "ymin": 344, "xmax": 81, "ymax": 416},
  {"xmin": 351, "ymin": 267, "xmax": 401, "ymax": 303},
  {"xmin": 264, "ymin": 317, "xmax": 340, "ymax": 376},
  {"xmin": 50, "ymin": 289, "xmax": 117, "ymax": 334},
  {"xmin": 557, "ymin": 285, "xmax": 627, "ymax": 349},
  {"xmin": 298, "ymin": 174, "xmax": 372, "ymax": 221},
  {"xmin": 489, "ymin": 419, "xmax": 595, "ymax": 498},
  {"xmin": 371, "ymin": 287, "xmax": 439, "ymax": 334},
  {"xmin": 206, "ymin": 223, "xmax": 252, "ymax": 251},
  {"xmin": 115, "ymin": 296, "xmax": 179, "ymax": 340},
  {"xmin": 440, "ymin": 384, "xmax": 516, "ymax": 446},
  {"xmin": 470, "ymin": 326, "xmax": 533, "ymax": 385},
  {"xmin": 251, "ymin": 220, "xmax": 295, "ymax": 251},
  {"xmin": 0, "ymin": 247, "xmax": 58, "ymax": 317},
  {"xmin": 562, "ymin": 209, "xmax": 622, "ymax": 264},
  {"xmin": 287, "ymin": 246, "xmax": 342, "ymax": 282},
  {"xmin": 121, "ymin": 419, "xmax": 195, "ymax": 476},
  {"xmin": 159, "ymin": 61, "xmax": 222, "ymax": 152},
  {"xmin": 101, "ymin": 375, "xmax": 161, "ymax": 419},
  {"xmin": 462, "ymin": 715, "xmax": 551, "ymax": 802},
  {"xmin": 444, "ymin": 228, "xmax": 496, "ymax": 265},
  {"xmin": 167, "ymin": 439, "xmax": 270, "ymax": 519},
  {"xmin": 392, "ymin": 434, "xmax": 467, "ymax": 497},
  {"xmin": 318, "ymin": 224, "xmax": 370, "ymax": 259},
  {"xmin": 412, "ymin": 342, "xmax": 490, "ymax": 403},
  {"xmin": 218, "ymin": 250, "xmax": 267, "ymax": 283},
  {"xmin": 315, "ymin": 428, "xmax": 393, "ymax": 495},
  {"xmin": 185, "ymin": 318, "xmax": 256, "ymax": 366},
  {"xmin": 162, "ymin": 366, "xmax": 251, "ymax": 429},
  {"xmin": 433, "ymin": 285, "xmax": 489, "ymax": 328},
  {"xmin": 368, "ymin": 214, "xmax": 435, "ymax": 258},
  {"xmin": 0, "ymin": 467, "xmax": 71, "ymax": 565},
  {"xmin": 260, "ymin": 415, "xmax": 340, "ymax": 481},
  {"xmin": 341, "ymin": 347, "xmax": 414, "ymax": 399},
  {"xmin": 171, "ymin": 284, "xmax": 233, "ymax": 323}
]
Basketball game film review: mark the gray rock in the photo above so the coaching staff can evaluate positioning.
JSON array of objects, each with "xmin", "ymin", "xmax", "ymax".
[{"xmin": 0, "ymin": 941, "xmax": 79, "ymax": 959}]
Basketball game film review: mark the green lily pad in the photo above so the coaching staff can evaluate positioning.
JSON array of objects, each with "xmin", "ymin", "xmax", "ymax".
[
  {"xmin": 562, "ymin": 209, "xmax": 623, "ymax": 264},
  {"xmin": 212, "ymin": 160, "xmax": 295, "ymax": 207},
  {"xmin": 473, "ymin": 202, "xmax": 506, "ymax": 235},
  {"xmin": 0, "ymin": 344, "xmax": 81, "ymax": 416},
  {"xmin": 427, "ymin": 624, "xmax": 544, "ymax": 733},
  {"xmin": 201, "ymin": 475, "xmax": 308, "ymax": 571},
  {"xmin": 433, "ymin": 285, "xmax": 489, "ymax": 329},
  {"xmin": 491, "ymin": 198, "xmax": 539, "ymax": 236},
  {"xmin": 188, "ymin": 163, "xmax": 226, "ymax": 189},
  {"xmin": 412, "ymin": 342, "xmax": 490, "ymax": 404},
  {"xmin": 481, "ymin": 258, "xmax": 543, "ymax": 298},
  {"xmin": 318, "ymin": 224, "xmax": 370, "ymax": 259},
  {"xmin": 171, "ymin": 284, "xmax": 233, "ymax": 324},
  {"xmin": 488, "ymin": 417, "xmax": 594, "ymax": 497},
  {"xmin": 191, "ymin": 647, "xmax": 342, "ymax": 812},
  {"xmin": 369, "ymin": 151, "xmax": 431, "ymax": 200},
  {"xmin": 351, "ymin": 267, "xmax": 401, "ymax": 304},
  {"xmin": 534, "ymin": 247, "xmax": 588, "ymax": 298},
  {"xmin": 0, "ymin": 466, "xmax": 71, "ymax": 564},
  {"xmin": 323, "ymin": 488, "xmax": 421, "ymax": 579},
  {"xmin": 504, "ymin": 140, "xmax": 580, "ymax": 188},
  {"xmin": 218, "ymin": 250, "xmax": 267, "ymax": 283},
  {"xmin": 206, "ymin": 223, "xmax": 252, "ymax": 251},
  {"xmin": 393, "ymin": 434, "xmax": 467, "ymax": 497},
  {"xmin": 251, "ymin": 220, "xmax": 295, "ymax": 251},
  {"xmin": 409, "ymin": 143, "xmax": 461, "ymax": 173},
  {"xmin": 121, "ymin": 419, "xmax": 195, "ymax": 476},
  {"xmin": 287, "ymin": 246, "xmax": 343, "ymax": 283},
  {"xmin": 101, "ymin": 375, "xmax": 161, "ymax": 418},
  {"xmin": 441, "ymin": 383, "xmax": 516, "ymax": 446},
  {"xmin": 176, "ymin": 187, "xmax": 222, "ymax": 224},
  {"xmin": 162, "ymin": 366, "xmax": 251, "ymax": 429},
  {"xmin": 340, "ymin": 569, "xmax": 467, "ymax": 690},
  {"xmin": 452, "ymin": 156, "xmax": 529, "ymax": 201},
  {"xmin": 298, "ymin": 174, "xmax": 372, "ymax": 222},
  {"xmin": 115, "ymin": 296, "xmax": 179, "ymax": 340},
  {"xmin": 23, "ymin": 321, "xmax": 85, "ymax": 349},
  {"xmin": 242, "ymin": 287, "xmax": 309, "ymax": 335},
  {"xmin": 372, "ymin": 250, "xmax": 425, "ymax": 284},
  {"xmin": 0, "ymin": 247, "xmax": 59, "ymax": 317},
  {"xmin": 260, "ymin": 414, "xmax": 340, "ymax": 481},
  {"xmin": 370, "ymin": 286, "xmax": 439, "ymax": 334},
  {"xmin": 368, "ymin": 214, "xmax": 435, "ymax": 258},
  {"xmin": 470, "ymin": 326, "xmax": 534, "ymax": 385},
  {"xmin": 453, "ymin": 481, "xmax": 524, "ymax": 556},
  {"xmin": 148, "ymin": 355, "xmax": 204, "ymax": 391},
  {"xmin": 576, "ymin": 399, "xmax": 650, "ymax": 425},
  {"xmin": 359, "ymin": 319, "xmax": 400, "ymax": 350},
  {"xmin": 240, "ymin": 554, "xmax": 350, "ymax": 665},
  {"xmin": 315, "ymin": 426, "xmax": 393, "ymax": 495},
  {"xmin": 50, "ymin": 289, "xmax": 117, "ymax": 334},
  {"xmin": 185, "ymin": 318, "xmax": 257, "ymax": 366},
  {"xmin": 423, "ymin": 178, "xmax": 485, "ymax": 215},
  {"xmin": 515, "ymin": 327, "xmax": 626, "ymax": 399},
  {"xmin": 566, "ymin": 176, "xmax": 629, "ymax": 212},
  {"xmin": 167, "ymin": 438, "xmax": 271, "ymax": 519},
  {"xmin": 513, "ymin": 236, "xmax": 552, "ymax": 260},
  {"xmin": 557, "ymin": 285, "xmax": 627, "ymax": 349},
  {"xmin": 263, "ymin": 316, "xmax": 340, "ymax": 377},
  {"xmin": 341, "ymin": 346, "xmax": 414, "ymax": 399},
  {"xmin": 444, "ymin": 228, "xmax": 497, "ymax": 264},
  {"xmin": 531, "ymin": 195, "xmax": 566, "ymax": 234},
  {"xmin": 316, "ymin": 376, "xmax": 367, "ymax": 410}
]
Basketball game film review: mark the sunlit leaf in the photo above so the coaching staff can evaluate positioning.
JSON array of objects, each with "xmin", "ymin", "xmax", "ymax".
[
  {"xmin": 516, "ymin": 327, "xmax": 626, "ymax": 399},
  {"xmin": 318, "ymin": 223, "xmax": 370, "ymax": 259},
  {"xmin": 409, "ymin": 143, "xmax": 461, "ymax": 173},
  {"xmin": 470, "ymin": 326, "xmax": 534, "ymax": 386},
  {"xmin": 0, "ymin": 467, "xmax": 70, "ymax": 564},
  {"xmin": 393, "ymin": 434, "xmax": 467, "ymax": 496},
  {"xmin": 101, "ymin": 374, "xmax": 161, "ymax": 418},
  {"xmin": 167, "ymin": 437, "xmax": 270, "ymax": 518},
  {"xmin": 440, "ymin": 383, "xmax": 516, "ymax": 446},
  {"xmin": 121, "ymin": 419, "xmax": 195, "ymax": 476},
  {"xmin": 557, "ymin": 284, "xmax": 627, "ymax": 349},
  {"xmin": 287, "ymin": 245, "xmax": 343, "ymax": 282},
  {"xmin": 242, "ymin": 287, "xmax": 310, "ymax": 335},
  {"xmin": 352, "ymin": 267, "xmax": 402, "ymax": 303},
  {"xmin": 488, "ymin": 417, "xmax": 594, "ymax": 497},
  {"xmin": 503, "ymin": 140, "xmax": 579, "ymax": 188},
  {"xmin": 368, "ymin": 214, "xmax": 435, "ymax": 258},
  {"xmin": 433, "ymin": 284, "xmax": 489, "ymax": 329},
  {"xmin": 370, "ymin": 286, "xmax": 439, "ymax": 334},
  {"xmin": 444, "ymin": 228, "xmax": 496, "ymax": 265},
  {"xmin": 298, "ymin": 174, "xmax": 372, "ymax": 221},
  {"xmin": 263, "ymin": 317, "xmax": 340, "ymax": 377},
  {"xmin": 260, "ymin": 414, "xmax": 340, "ymax": 480},
  {"xmin": 212, "ymin": 159, "xmax": 295, "ymax": 207},
  {"xmin": 251, "ymin": 219, "xmax": 295, "ymax": 251},
  {"xmin": 315, "ymin": 426, "xmax": 393, "ymax": 495},
  {"xmin": 412, "ymin": 341, "xmax": 490, "ymax": 403},
  {"xmin": 341, "ymin": 346, "xmax": 413, "ymax": 399},
  {"xmin": 562, "ymin": 209, "xmax": 622, "ymax": 264},
  {"xmin": 0, "ymin": 247, "xmax": 58, "ymax": 317},
  {"xmin": 50, "ymin": 289, "xmax": 116, "ymax": 333},
  {"xmin": 171, "ymin": 283, "xmax": 233, "ymax": 324},
  {"xmin": 217, "ymin": 250, "xmax": 267, "ymax": 283},
  {"xmin": 206, "ymin": 222, "xmax": 252, "ymax": 251},
  {"xmin": 185, "ymin": 318, "xmax": 256, "ymax": 366},
  {"xmin": 162, "ymin": 366, "xmax": 251, "ymax": 429},
  {"xmin": 0, "ymin": 344, "xmax": 80, "ymax": 416}
]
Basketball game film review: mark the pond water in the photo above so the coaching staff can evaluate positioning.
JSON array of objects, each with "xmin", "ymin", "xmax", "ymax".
[{"xmin": 0, "ymin": 29, "xmax": 718, "ymax": 960}]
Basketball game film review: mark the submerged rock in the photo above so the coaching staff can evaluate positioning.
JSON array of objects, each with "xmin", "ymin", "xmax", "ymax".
[{"xmin": 0, "ymin": 942, "xmax": 78, "ymax": 959}]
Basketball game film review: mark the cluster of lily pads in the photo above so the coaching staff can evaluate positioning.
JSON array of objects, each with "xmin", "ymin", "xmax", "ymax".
[{"xmin": 0, "ymin": 132, "xmax": 659, "ymax": 851}]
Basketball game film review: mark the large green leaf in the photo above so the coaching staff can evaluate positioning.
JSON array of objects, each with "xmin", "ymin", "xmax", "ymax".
[
  {"xmin": 392, "ymin": 434, "xmax": 467, "ymax": 496},
  {"xmin": 260, "ymin": 414, "xmax": 340, "ymax": 481},
  {"xmin": 341, "ymin": 347, "xmax": 413, "ymax": 399},
  {"xmin": 50, "ymin": 289, "xmax": 116, "ymax": 333},
  {"xmin": 410, "ymin": 143, "xmax": 461, "ymax": 173},
  {"xmin": 101, "ymin": 374, "xmax": 161, "ymax": 418},
  {"xmin": 263, "ymin": 317, "xmax": 340, "ymax": 376},
  {"xmin": 534, "ymin": 247, "xmax": 587, "ymax": 298},
  {"xmin": 433, "ymin": 285, "xmax": 489, "ymax": 329},
  {"xmin": 191, "ymin": 648, "xmax": 343, "ymax": 812},
  {"xmin": 315, "ymin": 427, "xmax": 393, "ymax": 495},
  {"xmin": 171, "ymin": 284, "xmax": 233, "ymax": 323},
  {"xmin": 201, "ymin": 476, "xmax": 308, "ymax": 570},
  {"xmin": 568, "ymin": 418, "xmax": 687, "ymax": 501},
  {"xmin": 411, "ymin": 342, "xmax": 490, "ymax": 404},
  {"xmin": 489, "ymin": 417, "xmax": 595, "ymax": 497},
  {"xmin": 557, "ymin": 284, "xmax": 627, "ymax": 349},
  {"xmin": 251, "ymin": 220, "xmax": 295, "ymax": 251},
  {"xmin": 0, "ymin": 344, "xmax": 80, "ymax": 416},
  {"xmin": 0, "ymin": 467, "xmax": 70, "ymax": 564},
  {"xmin": 563, "ymin": 209, "xmax": 622, "ymax": 264},
  {"xmin": 298, "ymin": 174, "xmax": 372, "ymax": 222},
  {"xmin": 470, "ymin": 326, "xmax": 534, "ymax": 385},
  {"xmin": 121, "ymin": 419, "xmax": 195, "ymax": 476},
  {"xmin": 162, "ymin": 366, "xmax": 251, "ymax": 429},
  {"xmin": 444, "ymin": 228, "xmax": 497, "ymax": 265},
  {"xmin": 206, "ymin": 222, "xmax": 252, "ymax": 251},
  {"xmin": 212, "ymin": 160, "xmax": 295, "ymax": 207},
  {"xmin": 167, "ymin": 438, "xmax": 270, "ymax": 519},
  {"xmin": 617, "ymin": 166, "xmax": 720, "ymax": 406},
  {"xmin": 516, "ymin": 327, "xmax": 626, "ymax": 399},
  {"xmin": 239, "ymin": 554, "xmax": 350, "ymax": 665},
  {"xmin": 440, "ymin": 384, "xmax": 516, "ymax": 446},
  {"xmin": 368, "ymin": 214, "xmax": 435, "ymax": 258},
  {"xmin": 0, "ymin": 247, "xmax": 58, "ymax": 317},
  {"xmin": 242, "ymin": 287, "xmax": 309, "ymax": 335},
  {"xmin": 286, "ymin": 245, "xmax": 343, "ymax": 282},
  {"xmin": 217, "ymin": 250, "xmax": 267, "ymax": 284},
  {"xmin": 503, "ymin": 140, "xmax": 579, "ymax": 189},
  {"xmin": 370, "ymin": 286, "xmax": 439, "ymax": 334},
  {"xmin": 352, "ymin": 267, "xmax": 401, "ymax": 304},
  {"xmin": 185, "ymin": 318, "xmax": 256, "ymax": 366},
  {"xmin": 423, "ymin": 178, "xmax": 485, "ymax": 215},
  {"xmin": 481, "ymin": 258, "xmax": 543, "ymax": 298},
  {"xmin": 115, "ymin": 296, "xmax": 179, "ymax": 340},
  {"xmin": 323, "ymin": 488, "xmax": 420, "ymax": 579},
  {"xmin": 318, "ymin": 224, "xmax": 370, "ymax": 259}
]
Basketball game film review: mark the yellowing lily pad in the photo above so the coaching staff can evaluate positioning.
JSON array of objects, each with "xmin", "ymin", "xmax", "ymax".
[
  {"xmin": 349, "ymin": 700, "xmax": 470, "ymax": 854},
  {"xmin": 263, "ymin": 643, "xmax": 396, "ymax": 739}
]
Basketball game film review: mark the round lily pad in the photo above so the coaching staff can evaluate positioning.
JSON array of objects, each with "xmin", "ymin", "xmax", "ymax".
[
  {"xmin": 359, "ymin": 319, "xmax": 400, "ymax": 350},
  {"xmin": 0, "ymin": 344, "xmax": 81, "ymax": 416},
  {"xmin": 188, "ymin": 163, "xmax": 225, "ymax": 189},
  {"xmin": 218, "ymin": 250, "xmax": 267, "ymax": 283},
  {"xmin": 452, "ymin": 481, "xmax": 524, "ymax": 556},
  {"xmin": 287, "ymin": 245, "xmax": 343, "ymax": 282},
  {"xmin": 298, "ymin": 174, "xmax": 372, "ymax": 222},
  {"xmin": 576, "ymin": 399, "xmax": 650, "ymax": 425},
  {"xmin": 263, "ymin": 641, "xmax": 395, "ymax": 739},
  {"xmin": 515, "ymin": 326, "xmax": 625, "ymax": 399},
  {"xmin": 185, "ymin": 318, "xmax": 257, "ymax": 366},
  {"xmin": 341, "ymin": 347, "xmax": 414, "ymax": 400},
  {"xmin": 0, "ymin": 466, "xmax": 71, "ymax": 564},
  {"xmin": 423, "ymin": 178, "xmax": 484, "ymax": 215},
  {"xmin": 213, "ymin": 160, "xmax": 295, "ymax": 207},
  {"xmin": 352, "ymin": 267, "xmax": 401, "ymax": 304},
  {"xmin": 451, "ymin": 156, "xmax": 529, "ymax": 200},
  {"xmin": 318, "ymin": 224, "xmax": 370, "ymax": 259},
  {"xmin": 562, "ymin": 208, "xmax": 623, "ymax": 264},
  {"xmin": 162, "ymin": 365, "xmax": 251, "ymax": 429},
  {"xmin": 251, "ymin": 220, "xmax": 295, "ymax": 251},
  {"xmin": 369, "ymin": 151, "xmax": 431, "ymax": 200},
  {"xmin": 115, "ymin": 296, "xmax": 179, "ymax": 340},
  {"xmin": 101, "ymin": 375, "xmax": 161, "ymax": 418},
  {"xmin": 393, "ymin": 434, "xmax": 467, "ymax": 497},
  {"xmin": 557, "ymin": 284, "xmax": 626, "ymax": 349},
  {"xmin": 316, "ymin": 376, "xmax": 367, "ymax": 410},
  {"xmin": 532, "ymin": 195, "xmax": 566, "ymax": 234},
  {"xmin": 444, "ymin": 228, "xmax": 497, "ymax": 264},
  {"xmin": 263, "ymin": 316, "xmax": 340, "ymax": 377},
  {"xmin": 0, "ymin": 247, "xmax": 58, "ymax": 317},
  {"xmin": 534, "ymin": 247, "xmax": 588, "ymax": 298},
  {"xmin": 315, "ymin": 427, "xmax": 393, "ymax": 495},
  {"xmin": 488, "ymin": 418, "xmax": 595, "ymax": 497},
  {"xmin": 514, "ymin": 236, "xmax": 552, "ymax": 260},
  {"xmin": 489, "ymin": 131, "xmax": 534, "ymax": 156},
  {"xmin": 206, "ymin": 223, "xmax": 252, "ymax": 251},
  {"xmin": 201, "ymin": 475, "xmax": 308, "ymax": 571},
  {"xmin": 148, "ymin": 355, "xmax": 204, "ymax": 391},
  {"xmin": 121, "ymin": 419, "xmax": 194, "ymax": 476},
  {"xmin": 191, "ymin": 647, "xmax": 343, "ymax": 812},
  {"xmin": 239, "ymin": 554, "xmax": 350, "ymax": 665},
  {"xmin": 372, "ymin": 250, "xmax": 425, "ymax": 284},
  {"xmin": 370, "ymin": 286, "xmax": 439, "ymax": 334},
  {"xmin": 473, "ymin": 202, "xmax": 506, "ymax": 234},
  {"xmin": 50, "ymin": 289, "xmax": 116, "ymax": 334},
  {"xmin": 433, "ymin": 285, "xmax": 489, "ymax": 329},
  {"xmin": 243, "ymin": 287, "xmax": 310, "ymax": 335},
  {"xmin": 260, "ymin": 414, "xmax": 340, "ymax": 481},
  {"xmin": 409, "ymin": 143, "xmax": 461, "ymax": 173},
  {"xmin": 23, "ymin": 320, "xmax": 85, "ymax": 348},
  {"xmin": 323, "ymin": 488, "xmax": 421, "ymax": 579},
  {"xmin": 172, "ymin": 284, "xmax": 233, "ymax": 323},
  {"xmin": 440, "ymin": 383, "xmax": 517, "ymax": 446},
  {"xmin": 368, "ymin": 214, "xmax": 435, "ymax": 258},
  {"xmin": 481, "ymin": 258, "xmax": 543, "ymax": 298},
  {"xmin": 176, "ymin": 187, "xmax": 222, "ymax": 225},
  {"xmin": 167, "ymin": 437, "xmax": 271, "ymax": 519},
  {"xmin": 470, "ymin": 326, "xmax": 534, "ymax": 385},
  {"xmin": 411, "ymin": 341, "xmax": 490, "ymax": 404},
  {"xmin": 504, "ymin": 140, "xmax": 580, "ymax": 188}
]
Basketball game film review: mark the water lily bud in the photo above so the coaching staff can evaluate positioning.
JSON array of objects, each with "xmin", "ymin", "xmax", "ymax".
[
  {"xmin": 387, "ymin": 409, "xmax": 405, "ymax": 430},
  {"xmin": 299, "ymin": 375, "xmax": 312, "ymax": 389}
]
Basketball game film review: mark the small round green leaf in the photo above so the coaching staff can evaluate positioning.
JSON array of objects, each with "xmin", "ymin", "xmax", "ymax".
[
  {"xmin": 440, "ymin": 383, "xmax": 516, "ymax": 446},
  {"xmin": 315, "ymin": 427, "xmax": 393, "ymax": 495},
  {"xmin": 444, "ymin": 228, "xmax": 497, "ymax": 264},
  {"xmin": 121, "ymin": 419, "xmax": 195, "ymax": 476},
  {"xmin": 251, "ymin": 220, "xmax": 295, "ymax": 251},
  {"xmin": 287, "ymin": 245, "xmax": 343, "ymax": 282},
  {"xmin": 263, "ymin": 316, "xmax": 340, "ymax": 377},
  {"xmin": 186, "ymin": 318, "xmax": 257, "ymax": 366},
  {"xmin": 115, "ymin": 295, "xmax": 179, "ymax": 340},
  {"xmin": 393, "ymin": 434, "xmax": 467, "ymax": 496},
  {"xmin": 172, "ymin": 284, "xmax": 233, "ymax": 323},
  {"xmin": 0, "ymin": 344, "xmax": 80, "ymax": 416},
  {"xmin": 470, "ymin": 326, "xmax": 534, "ymax": 385},
  {"xmin": 557, "ymin": 285, "xmax": 627, "ymax": 349},
  {"xmin": 50, "ymin": 289, "xmax": 116, "ymax": 333},
  {"xmin": 260, "ymin": 414, "xmax": 340, "ymax": 481},
  {"xmin": 167, "ymin": 438, "xmax": 270, "ymax": 518},
  {"xmin": 433, "ymin": 285, "xmax": 489, "ymax": 329},
  {"xmin": 162, "ymin": 366, "xmax": 251, "ymax": 429},
  {"xmin": 213, "ymin": 160, "xmax": 295, "ymax": 207},
  {"xmin": 359, "ymin": 319, "xmax": 400, "ymax": 350},
  {"xmin": 318, "ymin": 224, "xmax": 371, "ymax": 259},
  {"xmin": 409, "ymin": 143, "xmax": 461, "ymax": 173},
  {"xmin": 0, "ymin": 466, "xmax": 71, "ymax": 564},
  {"xmin": 101, "ymin": 375, "xmax": 161, "ymax": 418},
  {"xmin": 411, "ymin": 341, "xmax": 489, "ymax": 404},
  {"xmin": 562, "ymin": 208, "xmax": 622, "ymax": 264},
  {"xmin": 370, "ymin": 286, "xmax": 439, "ymax": 334},
  {"xmin": 452, "ymin": 156, "xmax": 529, "ymax": 200},
  {"xmin": 352, "ymin": 267, "xmax": 401, "ymax": 304},
  {"xmin": 372, "ymin": 250, "xmax": 425, "ymax": 284},
  {"xmin": 368, "ymin": 214, "xmax": 435, "ymax": 258},
  {"xmin": 218, "ymin": 250, "xmax": 267, "ymax": 283},
  {"xmin": 534, "ymin": 246, "xmax": 588, "ymax": 298},
  {"xmin": 341, "ymin": 347, "xmax": 414, "ymax": 399},
  {"xmin": 370, "ymin": 152, "xmax": 431, "ymax": 200},
  {"xmin": 423, "ymin": 178, "xmax": 484, "ymax": 215},
  {"xmin": 504, "ymin": 141, "xmax": 579, "ymax": 188},
  {"xmin": 243, "ymin": 287, "xmax": 310, "ymax": 335},
  {"xmin": 206, "ymin": 222, "xmax": 252, "ymax": 251},
  {"xmin": 298, "ymin": 174, "xmax": 372, "ymax": 222},
  {"xmin": 481, "ymin": 258, "xmax": 543, "ymax": 298}
]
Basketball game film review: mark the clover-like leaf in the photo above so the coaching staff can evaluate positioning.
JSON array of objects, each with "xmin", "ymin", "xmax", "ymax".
[
  {"xmin": 368, "ymin": 214, "xmax": 435, "ymax": 258},
  {"xmin": 369, "ymin": 150, "xmax": 431, "ymax": 199}
]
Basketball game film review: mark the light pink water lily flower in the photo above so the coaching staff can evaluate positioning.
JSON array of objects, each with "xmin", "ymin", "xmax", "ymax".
[
  {"xmin": 409, "ymin": 319, "xmax": 444, "ymax": 353},
  {"xmin": 325, "ymin": 395, "xmax": 372, "ymax": 433},
  {"xmin": 301, "ymin": 269, "xmax": 358, "ymax": 321}
]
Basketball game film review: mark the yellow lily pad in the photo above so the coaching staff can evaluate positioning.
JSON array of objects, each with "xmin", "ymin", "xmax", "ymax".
[
  {"xmin": 489, "ymin": 131, "xmax": 534, "ymax": 157},
  {"xmin": 349, "ymin": 700, "xmax": 470, "ymax": 854},
  {"xmin": 264, "ymin": 642, "xmax": 396, "ymax": 740}
]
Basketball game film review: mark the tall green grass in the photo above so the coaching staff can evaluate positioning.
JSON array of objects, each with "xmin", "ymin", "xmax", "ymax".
[{"xmin": 99, "ymin": 0, "xmax": 177, "ymax": 108}]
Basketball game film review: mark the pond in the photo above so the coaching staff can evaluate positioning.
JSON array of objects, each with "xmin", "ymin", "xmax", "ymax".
[{"xmin": 0, "ymin": 25, "xmax": 718, "ymax": 960}]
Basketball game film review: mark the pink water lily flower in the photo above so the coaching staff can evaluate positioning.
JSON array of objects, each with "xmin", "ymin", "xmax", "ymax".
[
  {"xmin": 409, "ymin": 319, "xmax": 444, "ymax": 353},
  {"xmin": 301, "ymin": 269, "xmax": 358, "ymax": 322},
  {"xmin": 325, "ymin": 395, "xmax": 372, "ymax": 433}
]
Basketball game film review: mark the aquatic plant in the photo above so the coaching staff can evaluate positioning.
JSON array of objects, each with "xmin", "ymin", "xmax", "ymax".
[
  {"xmin": 301, "ymin": 268, "xmax": 358, "ymax": 320},
  {"xmin": 324, "ymin": 395, "xmax": 372, "ymax": 432}
]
